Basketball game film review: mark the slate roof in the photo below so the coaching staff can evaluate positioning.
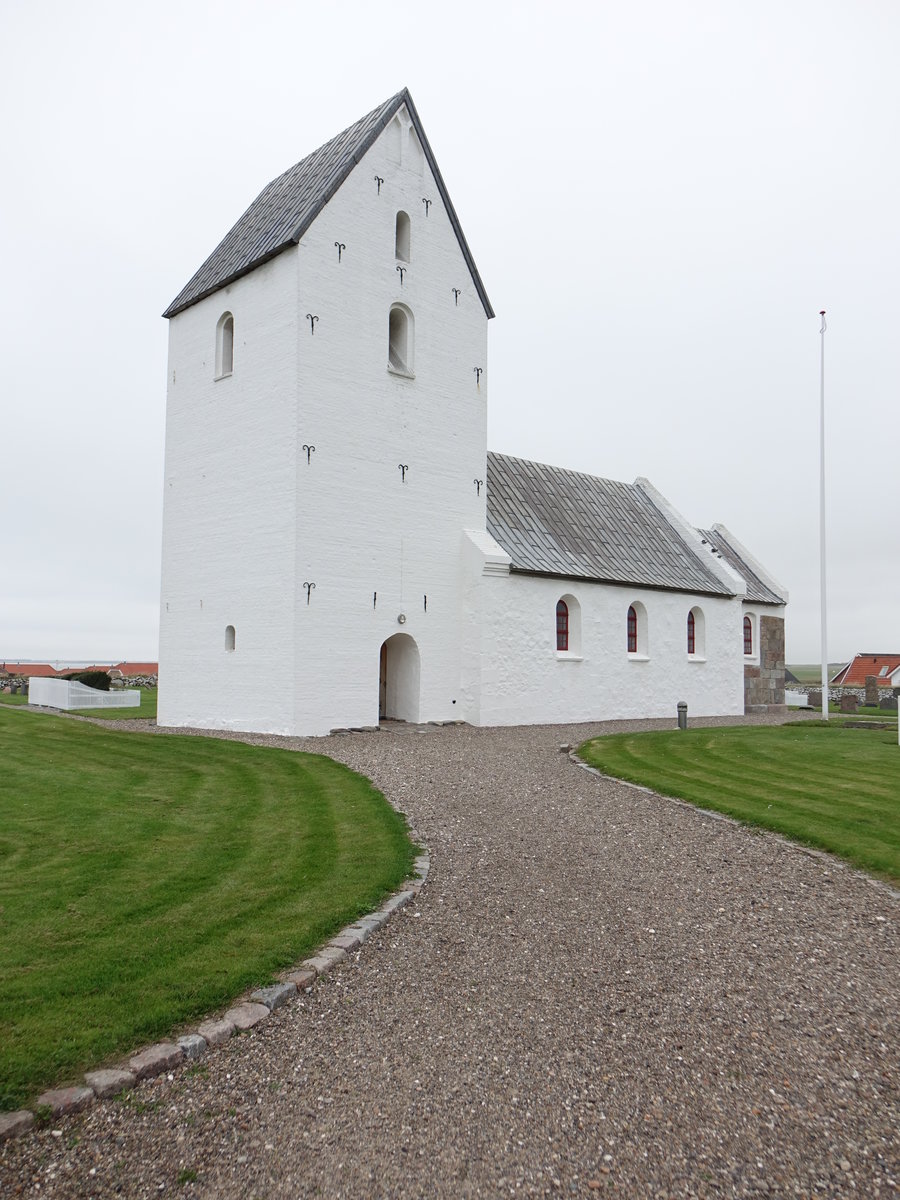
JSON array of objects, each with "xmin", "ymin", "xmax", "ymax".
[
  {"xmin": 485, "ymin": 453, "xmax": 734, "ymax": 596},
  {"xmin": 164, "ymin": 88, "xmax": 493, "ymax": 320},
  {"xmin": 697, "ymin": 528, "xmax": 785, "ymax": 605}
]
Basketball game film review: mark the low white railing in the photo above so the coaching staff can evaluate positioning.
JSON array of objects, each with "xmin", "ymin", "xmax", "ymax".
[{"xmin": 28, "ymin": 677, "xmax": 141, "ymax": 710}]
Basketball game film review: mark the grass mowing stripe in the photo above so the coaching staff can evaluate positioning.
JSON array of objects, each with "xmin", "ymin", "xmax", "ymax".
[
  {"xmin": 578, "ymin": 724, "xmax": 899, "ymax": 885},
  {"xmin": 0, "ymin": 709, "xmax": 414, "ymax": 1110}
]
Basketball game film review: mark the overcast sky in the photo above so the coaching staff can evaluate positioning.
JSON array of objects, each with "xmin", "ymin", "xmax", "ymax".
[{"xmin": 3, "ymin": 0, "xmax": 897, "ymax": 665}]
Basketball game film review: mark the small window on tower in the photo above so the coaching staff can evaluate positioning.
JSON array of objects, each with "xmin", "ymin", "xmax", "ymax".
[
  {"xmin": 388, "ymin": 304, "xmax": 414, "ymax": 376},
  {"xmin": 225, "ymin": 625, "xmax": 235, "ymax": 652},
  {"xmin": 395, "ymin": 211, "xmax": 410, "ymax": 261},
  {"xmin": 215, "ymin": 312, "xmax": 234, "ymax": 378}
]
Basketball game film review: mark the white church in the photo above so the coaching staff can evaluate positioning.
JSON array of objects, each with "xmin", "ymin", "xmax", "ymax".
[{"xmin": 158, "ymin": 89, "xmax": 787, "ymax": 738}]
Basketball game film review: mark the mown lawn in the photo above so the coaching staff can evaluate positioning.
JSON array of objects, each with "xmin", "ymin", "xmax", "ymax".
[
  {"xmin": 0, "ymin": 707, "xmax": 414, "ymax": 1110},
  {"xmin": 578, "ymin": 723, "xmax": 899, "ymax": 886},
  {"xmin": 71, "ymin": 686, "xmax": 158, "ymax": 720},
  {"xmin": 0, "ymin": 687, "xmax": 157, "ymax": 719}
]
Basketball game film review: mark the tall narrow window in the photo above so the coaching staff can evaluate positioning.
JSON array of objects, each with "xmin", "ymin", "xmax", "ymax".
[
  {"xmin": 388, "ymin": 304, "xmax": 414, "ymax": 375},
  {"xmin": 216, "ymin": 312, "xmax": 234, "ymax": 378},
  {"xmin": 743, "ymin": 615, "xmax": 753, "ymax": 655},
  {"xmin": 627, "ymin": 606, "xmax": 637, "ymax": 653},
  {"xmin": 556, "ymin": 600, "xmax": 569, "ymax": 651},
  {"xmin": 225, "ymin": 624, "xmax": 235, "ymax": 652},
  {"xmin": 395, "ymin": 211, "xmax": 410, "ymax": 261},
  {"xmin": 688, "ymin": 607, "xmax": 705, "ymax": 657}
]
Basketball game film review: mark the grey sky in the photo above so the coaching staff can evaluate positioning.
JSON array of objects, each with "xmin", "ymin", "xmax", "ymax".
[{"xmin": 3, "ymin": 0, "xmax": 897, "ymax": 664}]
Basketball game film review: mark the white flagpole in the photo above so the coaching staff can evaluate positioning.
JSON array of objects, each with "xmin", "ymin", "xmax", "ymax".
[{"xmin": 819, "ymin": 311, "xmax": 828, "ymax": 720}]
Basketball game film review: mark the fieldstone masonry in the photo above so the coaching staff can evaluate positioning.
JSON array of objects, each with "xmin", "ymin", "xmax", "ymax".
[{"xmin": 743, "ymin": 614, "xmax": 786, "ymax": 713}]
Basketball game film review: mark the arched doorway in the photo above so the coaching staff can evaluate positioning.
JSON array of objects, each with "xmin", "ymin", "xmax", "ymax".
[{"xmin": 378, "ymin": 633, "xmax": 420, "ymax": 723}]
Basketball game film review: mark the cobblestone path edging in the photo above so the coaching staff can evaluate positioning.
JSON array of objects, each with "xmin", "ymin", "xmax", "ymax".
[
  {"xmin": 567, "ymin": 748, "xmax": 900, "ymax": 901},
  {"xmin": 0, "ymin": 845, "xmax": 430, "ymax": 1144}
]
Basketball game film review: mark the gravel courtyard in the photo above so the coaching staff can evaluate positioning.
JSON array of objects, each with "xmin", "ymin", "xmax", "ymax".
[{"xmin": 2, "ymin": 716, "xmax": 898, "ymax": 1198}]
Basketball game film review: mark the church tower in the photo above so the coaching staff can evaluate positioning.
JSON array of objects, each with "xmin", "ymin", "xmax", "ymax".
[{"xmin": 159, "ymin": 91, "xmax": 494, "ymax": 735}]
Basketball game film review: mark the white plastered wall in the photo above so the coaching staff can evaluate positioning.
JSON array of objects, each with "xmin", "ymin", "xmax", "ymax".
[
  {"xmin": 463, "ymin": 534, "xmax": 745, "ymax": 726},
  {"xmin": 159, "ymin": 105, "xmax": 489, "ymax": 735},
  {"xmin": 159, "ymin": 251, "xmax": 300, "ymax": 733}
]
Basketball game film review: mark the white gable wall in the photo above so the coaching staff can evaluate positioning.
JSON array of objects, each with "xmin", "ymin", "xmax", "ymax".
[
  {"xmin": 286, "ymin": 110, "xmax": 488, "ymax": 733},
  {"xmin": 159, "ymin": 107, "xmax": 489, "ymax": 735}
]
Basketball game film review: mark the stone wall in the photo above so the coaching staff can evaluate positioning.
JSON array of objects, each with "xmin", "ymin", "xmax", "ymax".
[{"xmin": 744, "ymin": 614, "xmax": 785, "ymax": 712}]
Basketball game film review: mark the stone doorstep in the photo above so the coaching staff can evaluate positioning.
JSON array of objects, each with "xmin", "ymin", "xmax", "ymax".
[
  {"xmin": 83, "ymin": 1069, "xmax": 136, "ymax": 1099},
  {"xmin": 34, "ymin": 1086, "xmax": 94, "ymax": 1118},
  {"xmin": 128, "ymin": 1042, "xmax": 184, "ymax": 1081},
  {"xmin": 0, "ymin": 1110, "xmax": 35, "ymax": 1142},
  {"xmin": 223, "ymin": 1002, "xmax": 270, "ymax": 1031},
  {"xmin": 197, "ymin": 1017, "xmax": 236, "ymax": 1046},
  {"xmin": 250, "ymin": 982, "xmax": 297, "ymax": 1011}
]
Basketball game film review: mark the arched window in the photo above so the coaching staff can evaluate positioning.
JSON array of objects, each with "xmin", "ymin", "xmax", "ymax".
[
  {"xmin": 215, "ymin": 312, "xmax": 234, "ymax": 378},
  {"xmin": 687, "ymin": 606, "xmax": 705, "ymax": 657},
  {"xmin": 395, "ymin": 211, "xmax": 410, "ymax": 261},
  {"xmin": 225, "ymin": 625, "xmax": 236, "ymax": 652},
  {"xmin": 388, "ymin": 304, "xmax": 414, "ymax": 375},
  {"xmin": 743, "ymin": 615, "xmax": 753, "ymax": 655},
  {"xmin": 556, "ymin": 593, "xmax": 582, "ymax": 656},
  {"xmin": 627, "ymin": 602, "xmax": 648, "ymax": 657},
  {"xmin": 556, "ymin": 600, "xmax": 569, "ymax": 651}
]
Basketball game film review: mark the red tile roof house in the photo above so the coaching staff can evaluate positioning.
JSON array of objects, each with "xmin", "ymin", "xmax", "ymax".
[
  {"xmin": 830, "ymin": 653, "xmax": 900, "ymax": 687},
  {"xmin": 1, "ymin": 662, "xmax": 158, "ymax": 683},
  {"xmin": 1, "ymin": 663, "xmax": 61, "ymax": 678}
]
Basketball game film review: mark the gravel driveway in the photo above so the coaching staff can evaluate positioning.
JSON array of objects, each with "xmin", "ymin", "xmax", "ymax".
[{"xmin": 2, "ymin": 715, "xmax": 898, "ymax": 1198}]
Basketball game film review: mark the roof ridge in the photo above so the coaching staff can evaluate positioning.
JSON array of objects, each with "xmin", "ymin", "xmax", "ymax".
[{"xmin": 163, "ymin": 88, "xmax": 493, "ymax": 319}]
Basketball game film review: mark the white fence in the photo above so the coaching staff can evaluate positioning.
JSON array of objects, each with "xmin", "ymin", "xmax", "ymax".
[{"xmin": 28, "ymin": 677, "xmax": 141, "ymax": 710}]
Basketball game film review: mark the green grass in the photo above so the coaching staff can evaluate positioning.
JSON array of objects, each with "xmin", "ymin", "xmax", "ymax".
[
  {"xmin": 71, "ymin": 686, "xmax": 158, "ymax": 720},
  {"xmin": 788, "ymin": 663, "xmax": 847, "ymax": 684},
  {"xmin": 0, "ymin": 687, "xmax": 158, "ymax": 719},
  {"xmin": 0, "ymin": 707, "xmax": 415, "ymax": 1110},
  {"xmin": 790, "ymin": 695, "xmax": 897, "ymax": 723},
  {"xmin": 578, "ymin": 723, "xmax": 900, "ymax": 886}
]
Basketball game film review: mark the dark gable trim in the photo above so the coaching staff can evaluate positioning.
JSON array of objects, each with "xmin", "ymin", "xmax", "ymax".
[
  {"xmin": 163, "ymin": 88, "xmax": 493, "ymax": 321},
  {"xmin": 401, "ymin": 91, "xmax": 494, "ymax": 320}
]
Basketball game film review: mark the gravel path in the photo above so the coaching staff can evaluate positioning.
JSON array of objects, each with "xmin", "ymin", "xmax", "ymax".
[{"xmin": 2, "ymin": 715, "xmax": 898, "ymax": 1198}]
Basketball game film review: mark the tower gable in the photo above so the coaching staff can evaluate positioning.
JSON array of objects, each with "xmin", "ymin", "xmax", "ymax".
[{"xmin": 163, "ymin": 89, "xmax": 493, "ymax": 320}]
